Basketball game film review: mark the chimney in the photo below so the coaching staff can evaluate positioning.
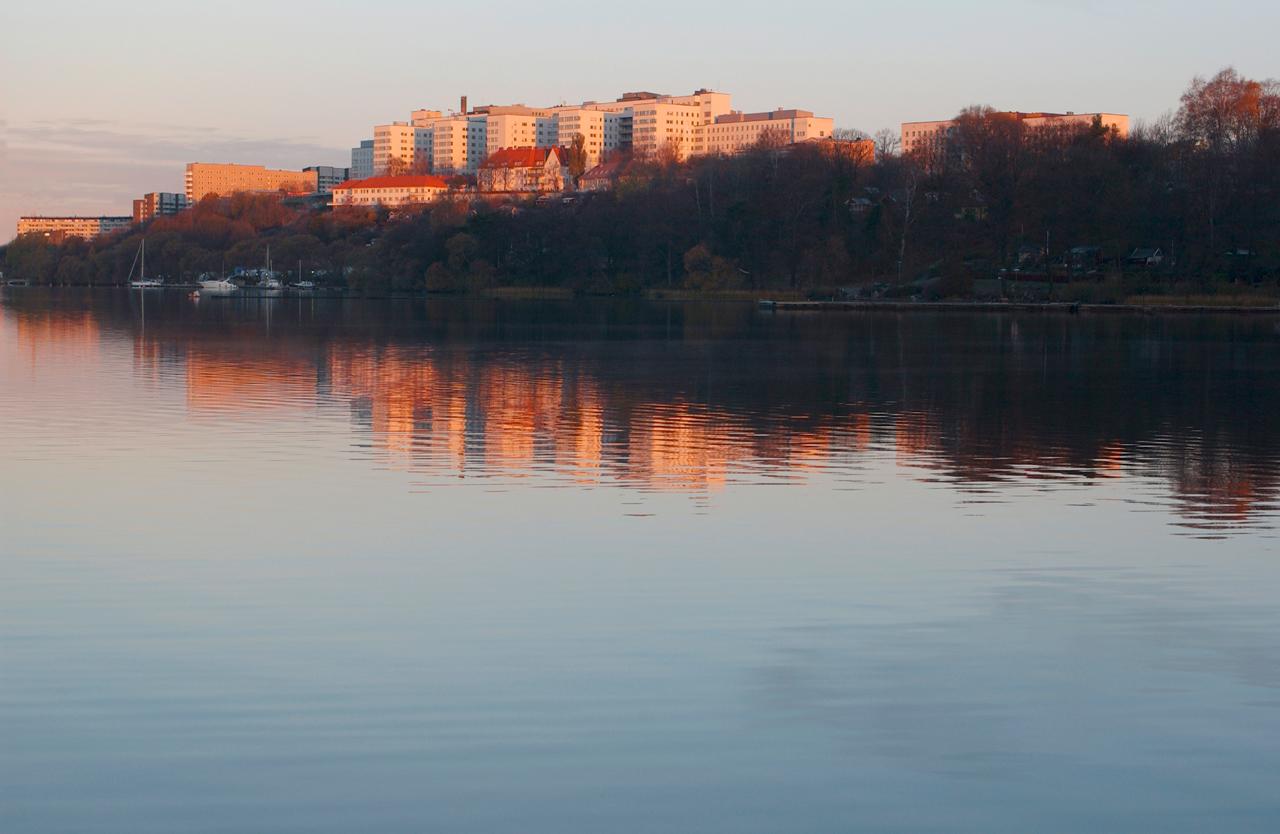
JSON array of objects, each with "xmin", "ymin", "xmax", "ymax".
[{"xmin": 461, "ymin": 95, "xmax": 468, "ymax": 115}]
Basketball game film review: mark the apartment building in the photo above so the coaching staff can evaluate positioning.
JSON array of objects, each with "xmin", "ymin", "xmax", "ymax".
[
  {"xmin": 304, "ymin": 166, "xmax": 351, "ymax": 195},
  {"xmin": 330, "ymin": 175, "xmax": 449, "ymax": 208},
  {"xmin": 362, "ymin": 89, "xmax": 830, "ymax": 172},
  {"xmin": 431, "ymin": 115, "xmax": 488, "ymax": 174},
  {"xmin": 132, "ymin": 192, "xmax": 189, "ymax": 224},
  {"xmin": 483, "ymin": 106, "xmax": 557, "ymax": 159},
  {"xmin": 17, "ymin": 216, "xmax": 132, "ymax": 241},
  {"xmin": 901, "ymin": 111, "xmax": 1130, "ymax": 165},
  {"xmin": 351, "ymin": 140, "xmax": 374, "ymax": 180},
  {"xmin": 706, "ymin": 109, "xmax": 834, "ymax": 155},
  {"xmin": 373, "ymin": 123, "xmax": 434, "ymax": 174},
  {"xmin": 185, "ymin": 163, "xmax": 318, "ymax": 202}
]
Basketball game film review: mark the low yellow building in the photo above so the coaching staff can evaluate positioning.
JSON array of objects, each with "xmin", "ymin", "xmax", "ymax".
[
  {"xmin": 184, "ymin": 163, "xmax": 318, "ymax": 202},
  {"xmin": 17, "ymin": 216, "xmax": 132, "ymax": 241},
  {"xmin": 330, "ymin": 175, "xmax": 450, "ymax": 208}
]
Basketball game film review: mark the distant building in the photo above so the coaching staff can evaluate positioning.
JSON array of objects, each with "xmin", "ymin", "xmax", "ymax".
[
  {"xmin": 364, "ymin": 88, "xmax": 834, "ymax": 173},
  {"xmin": 706, "ymin": 109, "xmax": 834, "ymax": 155},
  {"xmin": 901, "ymin": 111, "xmax": 1130, "ymax": 168},
  {"xmin": 17, "ymin": 216, "xmax": 132, "ymax": 242},
  {"xmin": 330, "ymin": 174, "xmax": 450, "ymax": 208},
  {"xmin": 132, "ymin": 192, "xmax": 189, "ymax": 224},
  {"xmin": 351, "ymin": 140, "xmax": 375, "ymax": 180},
  {"xmin": 184, "ymin": 163, "xmax": 318, "ymax": 202},
  {"xmin": 304, "ymin": 165, "xmax": 351, "ymax": 195},
  {"xmin": 477, "ymin": 147, "xmax": 570, "ymax": 194}
]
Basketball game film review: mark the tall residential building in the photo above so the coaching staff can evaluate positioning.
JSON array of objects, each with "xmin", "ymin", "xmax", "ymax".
[
  {"xmin": 304, "ymin": 165, "xmax": 351, "ymax": 195},
  {"xmin": 431, "ymin": 114, "xmax": 488, "ymax": 174},
  {"xmin": 373, "ymin": 123, "xmax": 435, "ymax": 174},
  {"xmin": 17, "ymin": 216, "xmax": 132, "ymax": 241},
  {"xmin": 351, "ymin": 140, "xmax": 374, "ymax": 181},
  {"xmin": 901, "ymin": 111, "xmax": 1130, "ymax": 165},
  {"xmin": 185, "ymin": 163, "xmax": 318, "ymax": 202},
  {"xmin": 132, "ymin": 192, "xmax": 189, "ymax": 224},
  {"xmin": 483, "ymin": 106, "xmax": 557, "ymax": 159},
  {"xmin": 369, "ymin": 89, "xmax": 832, "ymax": 172}
]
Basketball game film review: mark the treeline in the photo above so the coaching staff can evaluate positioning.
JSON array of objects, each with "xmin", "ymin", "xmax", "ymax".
[{"xmin": 5, "ymin": 68, "xmax": 1277, "ymax": 296}]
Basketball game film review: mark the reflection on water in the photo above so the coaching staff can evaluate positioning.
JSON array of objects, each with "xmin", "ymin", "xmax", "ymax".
[
  {"xmin": 4, "ymin": 289, "xmax": 1278, "ymax": 533},
  {"xmin": 2, "ymin": 289, "xmax": 1280, "ymax": 833}
]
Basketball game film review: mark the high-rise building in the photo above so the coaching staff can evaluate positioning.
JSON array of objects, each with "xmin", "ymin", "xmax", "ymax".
[
  {"xmin": 373, "ymin": 123, "xmax": 435, "ymax": 174},
  {"xmin": 184, "ymin": 163, "xmax": 318, "ymax": 202},
  {"xmin": 304, "ymin": 166, "xmax": 351, "ymax": 195},
  {"xmin": 17, "ymin": 216, "xmax": 132, "ymax": 241},
  {"xmin": 132, "ymin": 192, "xmax": 189, "ymax": 224},
  {"xmin": 367, "ymin": 89, "xmax": 832, "ymax": 172},
  {"xmin": 351, "ymin": 140, "xmax": 374, "ymax": 181},
  {"xmin": 431, "ymin": 114, "xmax": 488, "ymax": 175}
]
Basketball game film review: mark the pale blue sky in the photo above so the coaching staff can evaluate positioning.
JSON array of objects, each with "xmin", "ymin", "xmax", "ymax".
[{"xmin": 2, "ymin": 0, "xmax": 1277, "ymax": 240}]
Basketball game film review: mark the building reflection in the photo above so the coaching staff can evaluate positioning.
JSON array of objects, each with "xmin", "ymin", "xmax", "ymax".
[{"xmin": 3, "ymin": 292, "xmax": 1277, "ymax": 532}]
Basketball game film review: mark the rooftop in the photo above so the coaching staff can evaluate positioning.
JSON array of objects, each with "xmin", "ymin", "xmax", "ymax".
[{"xmin": 332, "ymin": 175, "xmax": 449, "ymax": 191}]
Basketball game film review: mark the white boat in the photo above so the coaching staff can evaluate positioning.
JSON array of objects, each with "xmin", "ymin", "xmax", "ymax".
[
  {"xmin": 199, "ymin": 275, "xmax": 238, "ymax": 291},
  {"xmin": 128, "ymin": 239, "xmax": 163, "ymax": 289},
  {"xmin": 259, "ymin": 246, "xmax": 282, "ymax": 289},
  {"xmin": 290, "ymin": 260, "xmax": 314, "ymax": 290}
]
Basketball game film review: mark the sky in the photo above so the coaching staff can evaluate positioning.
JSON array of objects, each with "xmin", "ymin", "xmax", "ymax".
[{"xmin": 2, "ymin": 0, "xmax": 1277, "ymax": 242}]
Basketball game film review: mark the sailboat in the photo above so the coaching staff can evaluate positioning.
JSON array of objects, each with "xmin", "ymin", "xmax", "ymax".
[
  {"xmin": 127, "ymin": 239, "xmax": 163, "ymax": 289},
  {"xmin": 291, "ymin": 259, "xmax": 315, "ymax": 291},
  {"xmin": 259, "ymin": 245, "xmax": 282, "ymax": 289}
]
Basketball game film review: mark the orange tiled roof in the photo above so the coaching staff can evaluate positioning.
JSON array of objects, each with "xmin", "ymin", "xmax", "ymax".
[
  {"xmin": 481, "ymin": 147, "xmax": 566, "ymax": 169},
  {"xmin": 333, "ymin": 175, "xmax": 449, "ymax": 191}
]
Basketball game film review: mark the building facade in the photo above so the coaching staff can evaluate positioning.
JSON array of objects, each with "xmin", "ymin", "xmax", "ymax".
[
  {"xmin": 330, "ymin": 175, "xmax": 450, "ymax": 208},
  {"xmin": 477, "ymin": 147, "xmax": 570, "ymax": 194},
  {"xmin": 351, "ymin": 140, "xmax": 375, "ymax": 180},
  {"xmin": 373, "ymin": 123, "xmax": 435, "ymax": 175},
  {"xmin": 304, "ymin": 165, "xmax": 351, "ymax": 195},
  {"xmin": 706, "ymin": 109, "xmax": 834, "ymax": 155},
  {"xmin": 901, "ymin": 111, "xmax": 1130, "ymax": 166},
  {"xmin": 17, "ymin": 216, "xmax": 132, "ymax": 241},
  {"xmin": 132, "ymin": 192, "xmax": 189, "ymax": 224},
  {"xmin": 361, "ymin": 88, "xmax": 832, "ymax": 174},
  {"xmin": 185, "ymin": 163, "xmax": 318, "ymax": 202}
]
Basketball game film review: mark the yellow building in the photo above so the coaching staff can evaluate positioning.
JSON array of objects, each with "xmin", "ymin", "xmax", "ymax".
[
  {"xmin": 184, "ymin": 163, "xmax": 318, "ymax": 202},
  {"xmin": 17, "ymin": 216, "xmax": 132, "ymax": 241}
]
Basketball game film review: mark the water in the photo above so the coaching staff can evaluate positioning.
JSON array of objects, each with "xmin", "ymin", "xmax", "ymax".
[{"xmin": 2, "ymin": 290, "xmax": 1279, "ymax": 832}]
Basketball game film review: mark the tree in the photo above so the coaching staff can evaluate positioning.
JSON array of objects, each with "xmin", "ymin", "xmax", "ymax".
[{"xmin": 567, "ymin": 133, "xmax": 589, "ymax": 180}]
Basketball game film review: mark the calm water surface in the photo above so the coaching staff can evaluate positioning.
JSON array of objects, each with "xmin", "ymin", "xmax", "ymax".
[{"xmin": 2, "ymin": 290, "xmax": 1279, "ymax": 832}]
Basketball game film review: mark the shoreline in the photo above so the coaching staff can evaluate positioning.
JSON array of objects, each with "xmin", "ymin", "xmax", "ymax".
[{"xmin": 758, "ymin": 299, "xmax": 1280, "ymax": 315}]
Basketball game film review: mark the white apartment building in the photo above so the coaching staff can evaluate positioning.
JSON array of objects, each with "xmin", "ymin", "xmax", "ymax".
[
  {"xmin": 363, "ymin": 89, "xmax": 829, "ymax": 173},
  {"xmin": 482, "ymin": 106, "xmax": 557, "ymax": 158},
  {"xmin": 373, "ymin": 123, "xmax": 434, "ymax": 174},
  {"xmin": 431, "ymin": 115, "xmax": 488, "ymax": 174}
]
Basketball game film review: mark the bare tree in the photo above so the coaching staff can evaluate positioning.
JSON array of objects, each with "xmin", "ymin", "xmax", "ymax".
[{"xmin": 874, "ymin": 128, "xmax": 901, "ymax": 160}]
